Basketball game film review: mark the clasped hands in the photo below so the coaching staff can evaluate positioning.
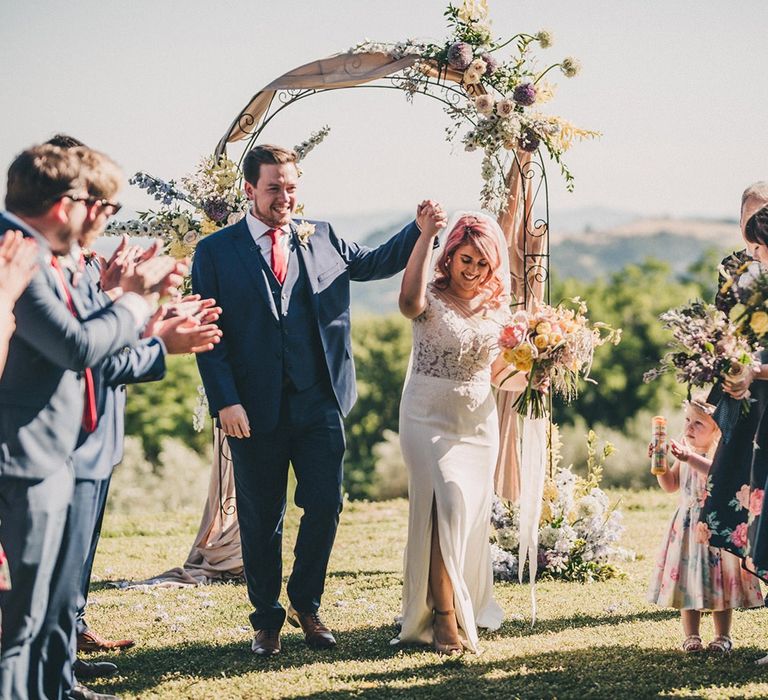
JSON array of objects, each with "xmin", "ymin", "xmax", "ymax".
[{"xmin": 416, "ymin": 200, "xmax": 447, "ymax": 238}]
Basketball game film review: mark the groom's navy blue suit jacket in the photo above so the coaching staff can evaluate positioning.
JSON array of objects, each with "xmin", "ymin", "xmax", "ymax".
[{"xmin": 192, "ymin": 217, "xmax": 420, "ymax": 431}]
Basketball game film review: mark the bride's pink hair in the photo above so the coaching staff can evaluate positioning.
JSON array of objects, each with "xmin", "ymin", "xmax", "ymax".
[{"xmin": 432, "ymin": 215, "xmax": 507, "ymax": 307}]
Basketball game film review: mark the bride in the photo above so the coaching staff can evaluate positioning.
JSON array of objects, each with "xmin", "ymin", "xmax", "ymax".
[{"xmin": 394, "ymin": 206, "xmax": 524, "ymax": 654}]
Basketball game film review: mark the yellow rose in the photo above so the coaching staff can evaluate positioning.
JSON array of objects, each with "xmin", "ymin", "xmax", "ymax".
[
  {"xmin": 534, "ymin": 334, "xmax": 550, "ymax": 350},
  {"xmin": 535, "ymin": 321, "xmax": 552, "ymax": 335},
  {"xmin": 750, "ymin": 311, "xmax": 768, "ymax": 336},
  {"xmin": 168, "ymin": 240, "xmax": 192, "ymax": 260},
  {"xmin": 502, "ymin": 348, "xmax": 516, "ymax": 364}
]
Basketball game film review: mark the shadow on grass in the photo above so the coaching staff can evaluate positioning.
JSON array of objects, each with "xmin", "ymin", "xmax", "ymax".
[
  {"xmin": 483, "ymin": 608, "xmax": 681, "ymax": 639},
  {"xmin": 85, "ymin": 631, "xmax": 768, "ymax": 700},
  {"xmin": 86, "ymin": 623, "xmax": 418, "ymax": 696},
  {"xmin": 288, "ymin": 645, "xmax": 768, "ymax": 699}
]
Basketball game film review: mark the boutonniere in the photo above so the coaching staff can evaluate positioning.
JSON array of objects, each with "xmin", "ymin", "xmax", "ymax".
[{"xmin": 295, "ymin": 220, "xmax": 316, "ymax": 248}]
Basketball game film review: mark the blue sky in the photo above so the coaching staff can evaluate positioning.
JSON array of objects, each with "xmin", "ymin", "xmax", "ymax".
[{"xmin": 2, "ymin": 0, "xmax": 767, "ymax": 222}]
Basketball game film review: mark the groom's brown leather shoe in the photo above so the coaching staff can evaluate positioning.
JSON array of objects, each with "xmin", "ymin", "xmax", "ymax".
[
  {"xmin": 251, "ymin": 628, "xmax": 281, "ymax": 656},
  {"xmin": 287, "ymin": 606, "xmax": 337, "ymax": 649}
]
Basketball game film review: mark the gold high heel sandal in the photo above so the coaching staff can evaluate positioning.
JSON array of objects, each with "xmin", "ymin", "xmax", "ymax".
[{"xmin": 433, "ymin": 609, "xmax": 463, "ymax": 656}]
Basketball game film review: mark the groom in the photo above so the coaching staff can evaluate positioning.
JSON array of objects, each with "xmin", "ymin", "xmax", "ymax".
[{"xmin": 192, "ymin": 144, "xmax": 443, "ymax": 656}]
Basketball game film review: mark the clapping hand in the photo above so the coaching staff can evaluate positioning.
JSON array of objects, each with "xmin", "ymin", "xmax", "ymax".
[
  {"xmin": 416, "ymin": 200, "xmax": 447, "ymax": 238},
  {"xmin": 100, "ymin": 236, "xmax": 165, "ymax": 293},
  {"xmin": 0, "ymin": 230, "xmax": 38, "ymax": 305},
  {"xmin": 142, "ymin": 297, "xmax": 222, "ymax": 354}
]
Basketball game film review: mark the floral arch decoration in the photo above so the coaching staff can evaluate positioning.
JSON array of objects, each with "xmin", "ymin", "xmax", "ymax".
[
  {"xmin": 111, "ymin": 1, "xmax": 596, "ymax": 518},
  {"xmin": 118, "ymin": 1, "xmax": 595, "ymax": 312}
]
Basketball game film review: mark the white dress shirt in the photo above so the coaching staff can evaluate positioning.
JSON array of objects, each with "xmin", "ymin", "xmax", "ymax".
[{"xmin": 245, "ymin": 210, "xmax": 292, "ymax": 268}]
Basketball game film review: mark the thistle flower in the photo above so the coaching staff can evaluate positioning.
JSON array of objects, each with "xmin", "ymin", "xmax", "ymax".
[
  {"xmin": 447, "ymin": 41, "xmax": 473, "ymax": 70},
  {"xmin": 560, "ymin": 57, "xmax": 581, "ymax": 78},
  {"xmin": 202, "ymin": 196, "xmax": 231, "ymax": 223},
  {"xmin": 513, "ymin": 82, "xmax": 537, "ymax": 106},
  {"xmin": 480, "ymin": 52, "xmax": 498, "ymax": 75},
  {"xmin": 536, "ymin": 30, "xmax": 554, "ymax": 48},
  {"xmin": 520, "ymin": 128, "xmax": 541, "ymax": 152}
]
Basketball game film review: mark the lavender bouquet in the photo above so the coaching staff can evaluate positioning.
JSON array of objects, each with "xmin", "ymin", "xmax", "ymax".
[{"xmin": 644, "ymin": 300, "xmax": 760, "ymax": 440}]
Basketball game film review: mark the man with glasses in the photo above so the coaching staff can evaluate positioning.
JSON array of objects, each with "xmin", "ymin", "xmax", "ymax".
[
  {"xmin": 0, "ymin": 144, "xmax": 183, "ymax": 700},
  {"xmin": 31, "ymin": 135, "xmax": 221, "ymax": 700}
]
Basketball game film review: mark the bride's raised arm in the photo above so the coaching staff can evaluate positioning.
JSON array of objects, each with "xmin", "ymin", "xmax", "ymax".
[{"xmin": 398, "ymin": 200, "xmax": 446, "ymax": 319}]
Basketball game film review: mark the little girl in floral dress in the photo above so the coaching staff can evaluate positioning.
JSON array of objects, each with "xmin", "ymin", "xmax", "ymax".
[{"xmin": 647, "ymin": 398, "xmax": 763, "ymax": 653}]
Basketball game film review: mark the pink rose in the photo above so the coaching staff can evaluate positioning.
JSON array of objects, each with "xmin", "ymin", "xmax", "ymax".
[
  {"xmin": 736, "ymin": 484, "xmax": 751, "ymax": 510},
  {"xmin": 750, "ymin": 489, "xmax": 764, "ymax": 516},
  {"xmin": 730, "ymin": 523, "xmax": 749, "ymax": 549},
  {"xmin": 695, "ymin": 522, "xmax": 711, "ymax": 544},
  {"xmin": 499, "ymin": 323, "xmax": 526, "ymax": 349}
]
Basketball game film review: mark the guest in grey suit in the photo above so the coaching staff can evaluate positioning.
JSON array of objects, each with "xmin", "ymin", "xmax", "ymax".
[{"xmin": 0, "ymin": 144, "xmax": 183, "ymax": 700}]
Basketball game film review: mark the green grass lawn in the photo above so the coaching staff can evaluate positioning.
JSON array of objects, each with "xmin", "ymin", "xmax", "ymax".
[{"xmin": 82, "ymin": 489, "xmax": 768, "ymax": 699}]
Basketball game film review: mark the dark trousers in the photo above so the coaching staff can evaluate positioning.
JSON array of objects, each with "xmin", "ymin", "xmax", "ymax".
[
  {"xmin": 0, "ymin": 467, "xmax": 73, "ymax": 700},
  {"xmin": 75, "ymin": 476, "xmax": 111, "ymax": 636},
  {"xmin": 30, "ymin": 478, "xmax": 101, "ymax": 700},
  {"xmin": 227, "ymin": 382, "xmax": 345, "ymax": 631}
]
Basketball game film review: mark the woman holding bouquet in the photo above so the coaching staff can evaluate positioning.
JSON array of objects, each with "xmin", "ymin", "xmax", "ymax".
[
  {"xmin": 392, "ymin": 208, "xmax": 525, "ymax": 655},
  {"xmin": 699, "ymin": 185, "xmax": 768, "ymax": 606}
]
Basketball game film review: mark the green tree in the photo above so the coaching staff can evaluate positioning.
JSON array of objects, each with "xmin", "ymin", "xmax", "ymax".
[
  {"xmin": 124, "ymin": 354, "xmax": 210, "ymax": 462},
  {"xmin": 344, "ymin": 314, "xmax": 412, "ymax": 499}
]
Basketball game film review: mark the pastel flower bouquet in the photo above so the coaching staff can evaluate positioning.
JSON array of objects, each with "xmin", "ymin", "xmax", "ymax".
[
  {"xmin": 643, "ymin": 300, "xmax": 760, "ymax": 408},
  {"xmin": 497, "ymin": 297, "xmax": 621, "ymax": 419}
]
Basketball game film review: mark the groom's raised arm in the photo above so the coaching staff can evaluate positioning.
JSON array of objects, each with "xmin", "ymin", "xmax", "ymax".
[
  {"xmin": 191, "ymin": 243, "xmax": 241, "ymax": 415},
  {"xmin": 332, "ymin": 220, "xmax": 422, "ymax": 282}
]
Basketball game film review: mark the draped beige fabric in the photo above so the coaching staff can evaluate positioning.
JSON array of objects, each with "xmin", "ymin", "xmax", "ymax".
[
  {"xmin": 121, "ymin": 429, "xmax": 243, "ymax": 588},
  {"xmin": 493, "ymin": 150, "xmax": 544, "ymax": 502},
  {"xmin": 216, "ymin": 51, "xmax": 485, "ymax": 153}
]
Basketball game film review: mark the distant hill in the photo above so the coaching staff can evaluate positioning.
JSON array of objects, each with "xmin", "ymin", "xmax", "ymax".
[{"xmin": 351, "ymin": 213, "xmax": 744, "ymax": 315}]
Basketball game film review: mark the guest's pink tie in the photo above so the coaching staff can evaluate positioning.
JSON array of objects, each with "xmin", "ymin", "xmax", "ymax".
[{"xmin": 267, "ymin": 228, "xmax": 287, "ymax": 285}]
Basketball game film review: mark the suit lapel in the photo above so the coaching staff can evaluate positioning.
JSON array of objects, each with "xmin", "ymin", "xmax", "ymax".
[
  {"xmin": 291, "ymin": 225, "xmax": 320, "ymax": 317},
  {"xmin": 229, "ymin": 219, "xmax": 279, "ymax": 320}
]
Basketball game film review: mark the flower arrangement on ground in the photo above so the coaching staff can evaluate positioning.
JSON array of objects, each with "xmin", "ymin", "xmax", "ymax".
[
  {"xmin": 643, "ymin": 300, "xmax": 760, "ymax": 409},
  {"xmin": 497, "ymin": 297, "xmax": 621, "ymax": 418},
  {"xmin": 351, "ymin": 1, "xmax": 598, "ymax": 211},
  {"xmin": 491, "ymin": 428, "xmax": 632, "ymax": 583}
]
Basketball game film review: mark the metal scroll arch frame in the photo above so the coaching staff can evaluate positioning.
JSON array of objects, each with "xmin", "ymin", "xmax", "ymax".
[{"xmin": 213, "ymin": 73, "xmax": 550, "ymax": 514}]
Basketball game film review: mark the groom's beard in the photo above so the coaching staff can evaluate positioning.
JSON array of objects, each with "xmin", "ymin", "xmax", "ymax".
[{"xmin": 251, "ymin": 201, "xmax": 293, "ymax": 228}]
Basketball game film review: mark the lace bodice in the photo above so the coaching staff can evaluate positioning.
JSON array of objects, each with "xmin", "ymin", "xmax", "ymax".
[{"xmin": 410, "ymin": 288, "xmax": 509, "ymax": 384}]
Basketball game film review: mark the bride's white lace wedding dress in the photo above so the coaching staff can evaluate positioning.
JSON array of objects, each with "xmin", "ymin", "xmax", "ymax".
[{"xmin": 395, "ymin": 286, "xmax": 508, "ymax": 653}]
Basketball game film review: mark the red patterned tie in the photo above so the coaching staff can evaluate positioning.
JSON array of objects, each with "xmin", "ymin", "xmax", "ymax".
[
  {"xmin": 266, "ymin": 228, "xmax": 287, "ymax": 285},
  {"xmin": 50, "ymin": 256, "xmax": 98, "ymax": 433}
]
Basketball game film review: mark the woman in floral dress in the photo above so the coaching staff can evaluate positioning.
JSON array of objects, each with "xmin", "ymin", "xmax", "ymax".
[{"xmin": 698, "ymin": 186, "xmax": 768, "ymax": 585}]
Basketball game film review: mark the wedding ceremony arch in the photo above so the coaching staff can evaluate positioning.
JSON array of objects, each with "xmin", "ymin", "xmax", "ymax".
[{"xmin": 115, "ymin": 1, "xmax": 596, "ymax": 592}]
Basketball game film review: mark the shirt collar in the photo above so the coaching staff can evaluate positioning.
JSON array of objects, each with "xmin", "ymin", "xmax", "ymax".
[{"xmin": 245, "ymin": 209, "xmax": 291, "ymax": 239}]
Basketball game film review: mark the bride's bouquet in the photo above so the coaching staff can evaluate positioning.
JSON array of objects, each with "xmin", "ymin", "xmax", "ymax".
[
  {"xmin": 498, "ymin": 297, "xmax": 621, "ymax": 418},
  {"xmin": 643, "ymin": 300, "xmax": 759, "ymax": 399}
]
